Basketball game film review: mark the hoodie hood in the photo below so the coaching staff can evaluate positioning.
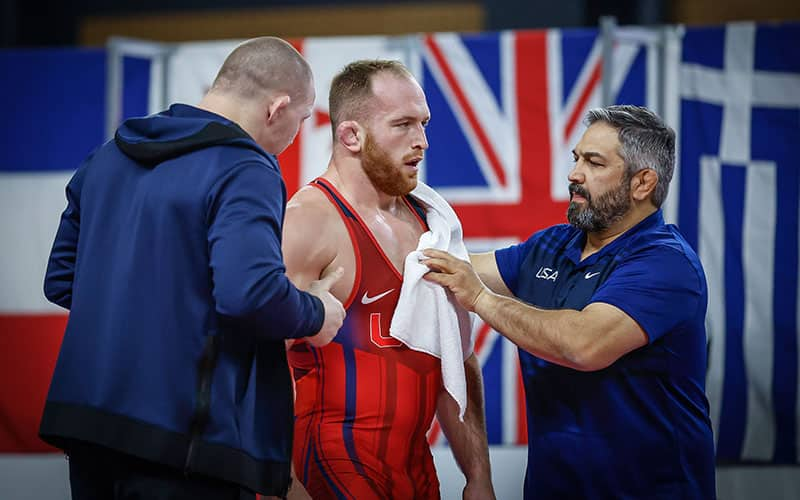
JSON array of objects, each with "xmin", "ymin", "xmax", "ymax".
[{"xmin": 115, "ymin": 104, "xmax": 273, "ymax": 167}]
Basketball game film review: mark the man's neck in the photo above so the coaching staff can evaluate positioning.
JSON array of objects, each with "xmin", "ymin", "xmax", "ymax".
[
  {"xmin": 581, "ymin": 204, "xmax": 657, "ymax": 260},
  {"xmin": 197, "ymin": 93, "xmax": 257, "ymax": 140}
]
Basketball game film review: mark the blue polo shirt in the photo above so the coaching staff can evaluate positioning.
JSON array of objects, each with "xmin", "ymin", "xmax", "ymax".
[{"xmin": 495, "ymin": 210, "xmax": 716, "ymax": 499}]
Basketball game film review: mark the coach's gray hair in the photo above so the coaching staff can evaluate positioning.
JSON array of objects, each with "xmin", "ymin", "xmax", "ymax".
[{"xmin": 585, "ymin": 105, "xmax": 675, "ymax": 207}]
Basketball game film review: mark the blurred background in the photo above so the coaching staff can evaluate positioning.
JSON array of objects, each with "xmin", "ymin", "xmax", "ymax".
[
  {"xmin": 2, "ymin": 0, "xmax": 799, "ymax": 48},
  {"xmin": 2, "ymin": 0, "xmax": 800, "ymax": 499}
]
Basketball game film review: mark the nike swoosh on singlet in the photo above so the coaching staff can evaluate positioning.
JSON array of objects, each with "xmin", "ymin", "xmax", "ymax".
[
  {"xmin": 584, "ymin": 271, "xmax": 601, "ymax": 279},
  {"xmin": 361, "ymin": 288, "xmax": 396, "ymax": 305}
]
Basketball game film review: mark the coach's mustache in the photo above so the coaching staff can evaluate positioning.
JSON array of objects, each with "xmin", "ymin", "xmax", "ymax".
[{"xmin": 568, "ymin": 183, "xmax": 590, "ymax": 202}]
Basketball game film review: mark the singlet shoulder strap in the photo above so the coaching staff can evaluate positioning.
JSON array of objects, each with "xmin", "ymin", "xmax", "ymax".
[
  {"xmin": 310, "ymin": 178, "xmax": 357, "ymax": 220},
  {"xmin": 312, "ymin": 177, "xmax": 429, "ymax": 238},
  {"xmin": 404, "ymin": 194, "xmax": 430, "ymax": 231}
]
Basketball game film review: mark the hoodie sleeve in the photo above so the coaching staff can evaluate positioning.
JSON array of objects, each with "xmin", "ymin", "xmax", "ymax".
[
  {"xmin": 207, "ymin": 160, "xmax": 324, "ymax": 340},
  {"xmin": 44, "ymin": 163, "xmax": 88, "ymax": 310}
]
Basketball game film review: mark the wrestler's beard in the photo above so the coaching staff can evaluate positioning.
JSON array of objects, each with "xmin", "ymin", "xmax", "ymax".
[
  {"xmin": 567, "ymin": 174, "xmax": 631, "ymax": 233},
  {"xmin": 362, "ymin": 134, "xmax": 417, "ymax": 197}
]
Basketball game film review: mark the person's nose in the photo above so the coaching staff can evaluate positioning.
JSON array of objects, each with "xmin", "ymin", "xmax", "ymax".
[
  {"xmin": 413, "ymin": 124, "xmax": 429, "ymax": 151},
  {"xmin": 568, "ymin": 160, "xmax": 585, "ymax": 184}
]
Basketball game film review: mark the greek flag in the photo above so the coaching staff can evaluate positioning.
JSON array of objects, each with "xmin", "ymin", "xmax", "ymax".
[{"xmin": 678, "ymin": 22, "xmax": 800, "ymax": 464}]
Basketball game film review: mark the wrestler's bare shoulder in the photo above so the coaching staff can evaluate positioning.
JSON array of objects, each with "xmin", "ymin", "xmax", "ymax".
[
  {"xmin": 284, "ymin": 183, "xmax": 356, "ymax": 301},
  {"xmin": 284, "ymin": 183, "xmax": 350, "ymax": 252},
  {"xmin": 287, "ymin": 184, "xmax": 337, "ymax": 218}
]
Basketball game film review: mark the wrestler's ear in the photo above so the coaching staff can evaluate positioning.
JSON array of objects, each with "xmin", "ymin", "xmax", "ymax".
[{"xmin": 336, "ymin": 120, "xmax": 362, "ymax": 153}]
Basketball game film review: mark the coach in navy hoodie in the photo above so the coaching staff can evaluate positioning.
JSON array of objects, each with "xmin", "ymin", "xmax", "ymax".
[{"xmin": 40, "ymin": 37, "xmax": 345, "ymax": 499}]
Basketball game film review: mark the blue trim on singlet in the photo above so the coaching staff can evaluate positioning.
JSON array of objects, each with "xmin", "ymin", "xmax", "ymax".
[
  {"xmin": 404, "ymin": 194, "xmax": 428, "ymax": 225},
  {"xmin": 312, "ymin": 443, "xmax": 350, "ymax": 500},
  {"xmin": 302, "ymin": 440, "xmax": 312, "ymax": 485},
  {"xmin": 313, "ymin": 178, "xmax": 429, "ymax": 227},
  {"xmin": 342, "ymin": 345, "xmax": 369, "ymax": 478},
  {"xmin": 313, "ymin": 179, "xmax": 357, "ymax": 220}
]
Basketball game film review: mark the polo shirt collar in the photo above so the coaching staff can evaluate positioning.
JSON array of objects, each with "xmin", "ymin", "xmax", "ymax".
[{"xmin": 565, "ymin": 209, "xmax": 664, "ymax": 265}]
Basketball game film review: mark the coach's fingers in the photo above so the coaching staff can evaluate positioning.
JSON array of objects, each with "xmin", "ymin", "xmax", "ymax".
[
  {"xmin": 423, "ymin": 253, "xmax": 467, "ymax": 273},
  {"xmin": 314, "ymin": 266, "xmax": 344, "ymax": 291},
  {"xmin": 423, "ymin": 249, "xmax": 463, "ymax": 268},
  {"xmin": 423, "ymin": 270, "xmax": 449, "ymax": 285},
  {"xmin": 421, "ymin": 256, "xmax": 451, "ymax": 273},
  {"xmin": 422, "ymin": 248, "xmax": 452, "ymax": 260}
]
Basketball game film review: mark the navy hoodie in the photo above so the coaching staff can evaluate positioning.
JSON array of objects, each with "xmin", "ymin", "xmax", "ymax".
[{"xmin": 40, "ymin": 104, "xmax": 323, "ymax": 496}]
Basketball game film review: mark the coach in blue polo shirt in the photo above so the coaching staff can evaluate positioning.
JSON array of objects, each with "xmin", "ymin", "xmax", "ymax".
[{"xmin": 424, "ymin": 105, "xmax": 715, "ymax": 499}]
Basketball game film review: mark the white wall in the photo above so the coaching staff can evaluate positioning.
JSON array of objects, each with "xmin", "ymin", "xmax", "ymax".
[{"xmin": 0, "ymin": 453, "xmax": 70, "ymax": 500}]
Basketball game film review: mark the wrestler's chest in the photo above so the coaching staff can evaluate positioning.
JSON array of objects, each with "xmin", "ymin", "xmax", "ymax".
[{"xmin": 365, "ymin": 218, "xmax": 424, "ymax": 272}]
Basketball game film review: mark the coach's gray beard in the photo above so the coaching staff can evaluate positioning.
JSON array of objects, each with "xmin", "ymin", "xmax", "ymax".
[{"xmin": 567, "ymin": 177, "xmax": 631, "ymax": 233}]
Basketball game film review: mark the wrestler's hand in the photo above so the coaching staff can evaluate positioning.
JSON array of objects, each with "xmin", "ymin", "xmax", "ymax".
[
  {"xmin": 286, "ymin": 474, "xmax": 312, "ymax": 500},
  {"xmin": 422, "ymin": 249, "xmax": 489, "ymax": 312},
  {"xmin": 306, "ymin": 266, "xmax": 345, "ymax": 347},
  {"xmin": 464, "ymin": 479, "xmax": 496, "ymax": 500}
]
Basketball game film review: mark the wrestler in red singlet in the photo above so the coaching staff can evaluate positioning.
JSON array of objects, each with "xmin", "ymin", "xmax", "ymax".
[{"xmin": 288, "ymin": 178, "xmax": 442, "ymax": 499}]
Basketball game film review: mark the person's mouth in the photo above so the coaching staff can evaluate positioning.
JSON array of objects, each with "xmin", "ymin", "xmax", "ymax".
[
  {"xmin": 569, "ymin": 184, "xmax": 589, "ymax": 202},
  {"xmin": 571, "ymin": 193, "xmax": 587, "ymax": 202},
  {"xmin": 404, "ymin": 156, "xmax": 423, "ymax": 172}
]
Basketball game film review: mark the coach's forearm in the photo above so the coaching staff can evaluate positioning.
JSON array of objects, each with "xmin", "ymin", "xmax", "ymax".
[{"xmin": 473, "ymin": 291, "xmax": 589, "ymax": 370}]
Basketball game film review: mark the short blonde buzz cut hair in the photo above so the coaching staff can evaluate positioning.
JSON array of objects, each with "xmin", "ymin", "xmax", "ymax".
[
  {"xmin": 328, "ymin": 59, "xmax": 414, "ymax": 137},
  {"xmin": 209, "ymin": 36, "xmax": 313, "ymax": 101}
]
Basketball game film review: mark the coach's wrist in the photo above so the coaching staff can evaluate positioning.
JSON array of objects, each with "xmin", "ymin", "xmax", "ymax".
[{"xmin": 472, "ymin": 287, "xmax": 497, "ymax": 317}]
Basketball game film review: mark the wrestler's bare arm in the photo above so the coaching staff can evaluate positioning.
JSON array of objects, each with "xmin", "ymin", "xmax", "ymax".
[
  {"xmin": 436, "ymin": 354, "xmax": 496, "ymax": 499},
  {"xmin": 284, "ymin": 187, "xmax": 339, "ymax": 286},
  {"xmin": 283, "ymin": 184, "xmax": 357, "ymax": 302}
]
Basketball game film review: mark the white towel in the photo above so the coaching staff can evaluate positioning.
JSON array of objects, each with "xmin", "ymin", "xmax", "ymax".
[{"xmin": 389, "ymin": 182, "xmax": 475, "ymax": 420}]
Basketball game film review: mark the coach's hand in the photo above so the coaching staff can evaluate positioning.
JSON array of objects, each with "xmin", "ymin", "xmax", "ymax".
[
  {"xmin": 306, "ymin": 266, "xmax": 345, "ymax": 347},
  {"xmin": 422, "ymin": 249, "xmax": 489, "ymax": 313}
]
